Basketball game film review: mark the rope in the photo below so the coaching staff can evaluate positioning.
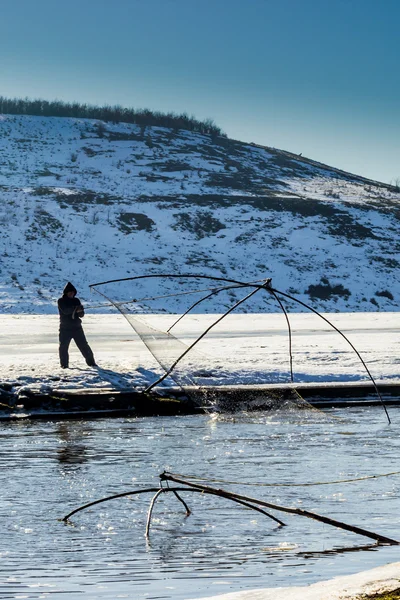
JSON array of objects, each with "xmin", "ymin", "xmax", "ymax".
[{"xmin": 169, "ymin": 470, "xmax": 400, "ymax": 487}]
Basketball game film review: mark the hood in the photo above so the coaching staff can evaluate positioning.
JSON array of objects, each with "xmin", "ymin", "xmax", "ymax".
[{"xmin": 63, "ymin": 282, "xmax": 77, "ymax": 296}]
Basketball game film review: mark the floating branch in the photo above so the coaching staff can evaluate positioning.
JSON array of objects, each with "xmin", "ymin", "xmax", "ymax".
[
  {"xmin": 62, "ymin": 473, "xmax": 399, "ymax": 547},
  {"xmin": 62, "ymin": 487, "xmax": 161, "ymax": 522},
  {"xmin": 62, "ymin": 484, "xmax": 284, "ymax": 536},
  {"xmin": 160, "ymin": 472, "xmax": 399, "ymax": 546},
  {"xmin": 172, "ymin": 490, "xmax": 191, "ymax": 515},
  {"xmin": 144, "ymin": 486, "xmax": 284, "ymax": 537},
  {"xmin": 145, "ymin": 489, "xmax": 165, "ymax": 537}
]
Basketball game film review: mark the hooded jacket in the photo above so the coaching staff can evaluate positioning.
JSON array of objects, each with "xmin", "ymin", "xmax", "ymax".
[{"xmin": 58, "ymin": 282, "xmax": 85, "ymax": 328}]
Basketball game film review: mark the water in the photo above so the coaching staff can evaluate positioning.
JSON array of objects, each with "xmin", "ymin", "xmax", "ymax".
[{"xmin": 1, "ymin": 405, "xmax": 399, "ymax": 599}]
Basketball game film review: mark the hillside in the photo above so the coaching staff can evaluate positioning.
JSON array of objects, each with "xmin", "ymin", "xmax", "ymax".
[{"xmin": 0, "ymin": 113, "xmax": 399, "ymax": 314}]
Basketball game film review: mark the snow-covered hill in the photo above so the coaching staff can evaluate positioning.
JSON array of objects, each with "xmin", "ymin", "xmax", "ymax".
[{"xmin": 1, "ymin": 114, "xmax": 399, "ymax": 314}]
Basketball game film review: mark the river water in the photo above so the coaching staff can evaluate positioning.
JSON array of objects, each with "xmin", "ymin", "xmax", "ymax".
[{"xmin": 1, "ymin": 405, "xmax": 399, "ymax": 599}]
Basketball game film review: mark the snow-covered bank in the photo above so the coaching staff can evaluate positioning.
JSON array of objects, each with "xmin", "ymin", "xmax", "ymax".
[
  {"xmin": 1, "ymin": 114, "xmax": 400, "ymax": 315},
  {"xmin": 193, "ymin": 561, "xmax": 400, "ymax": 600},
  {"xmin": 1, "ymin": 312, "xmax": 400, "ymax": 395}
]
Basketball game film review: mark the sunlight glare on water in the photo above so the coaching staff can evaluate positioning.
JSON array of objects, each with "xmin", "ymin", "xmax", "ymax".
[{"xmin": 0, "ymin": 405, "xmax": 399, "ymax": 599}]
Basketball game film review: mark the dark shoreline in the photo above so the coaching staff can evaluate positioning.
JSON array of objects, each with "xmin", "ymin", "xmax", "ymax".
[{"xmin": 1, "ymin": 380, "xmax": 400, "ymax": 421}]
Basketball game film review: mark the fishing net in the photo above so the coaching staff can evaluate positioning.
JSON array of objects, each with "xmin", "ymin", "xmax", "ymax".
[
  {"xmin": 109, "ymin": 308, "xmax": 202, "ymax": 389},
  {"xmin": 90, "ymin": 276, "xmax": 250, "ymax": 391},
  {"xmin": 191, "ymin": 385, "xmax": 325, "ymax": 416},
  {"xmin": 89, "ymin": 275, "xmax": 325, "ymax": 414}
]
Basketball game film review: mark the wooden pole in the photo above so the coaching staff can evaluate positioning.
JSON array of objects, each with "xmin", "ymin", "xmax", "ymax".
[
  {"xmin": 161, "ymin": 472, "xmax": 399, "ymax": 546},
  {"xmin": 62, "ymin": 485, "xmax": 283, "ymax": 527},
  {"xmin": 145, "ymin": 489, "xmax": 164, "ymax": 537}
]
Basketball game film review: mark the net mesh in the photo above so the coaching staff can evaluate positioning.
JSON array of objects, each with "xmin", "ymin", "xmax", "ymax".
[
  {"xmin": 91, "ymin": 281, "xmax": 211, "ymax": 390},
  {"xmin": 118, "ymin": 309, "xmax": 201, "ymax": 388},
  {"xmin": 191, "ymin": 386, "xmax": 324, "ymax": 415},
  {"xmin": 90, "ymin": 275, "xmax": 320, "ymax": 414}
]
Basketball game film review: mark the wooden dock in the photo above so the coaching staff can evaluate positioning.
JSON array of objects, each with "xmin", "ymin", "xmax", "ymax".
[{"xmin": 1, "ymin": 380, "xmax": 400, "ymax": 420}]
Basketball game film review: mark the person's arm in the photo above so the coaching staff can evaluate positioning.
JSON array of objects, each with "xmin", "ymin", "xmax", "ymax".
[
  {"xmin": 72, "ymin": 299, "xmax": 85, "ymax": 319},
  {"xmin": 58, "ymin": 298, "xmax": 76, "ymax": 316}
]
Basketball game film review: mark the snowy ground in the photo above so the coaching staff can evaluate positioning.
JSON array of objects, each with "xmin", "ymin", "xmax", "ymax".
[
  {"xmin": 193, "ymin": 561, "xmax": 400, "ymax": 600},
  {"xmin": 1, "ymin": 312, "xmax": 400, "ymax": 395}
]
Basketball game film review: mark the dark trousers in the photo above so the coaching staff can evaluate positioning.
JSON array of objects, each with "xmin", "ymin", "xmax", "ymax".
[{"xmin": 59, "ymin": 327, "xmax": 95, "ymax": 368}]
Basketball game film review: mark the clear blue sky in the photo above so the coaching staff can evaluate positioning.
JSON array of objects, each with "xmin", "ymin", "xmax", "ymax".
[{"xmin": 1, "ymin": 0, "xmax": 399, "ymax": 183}]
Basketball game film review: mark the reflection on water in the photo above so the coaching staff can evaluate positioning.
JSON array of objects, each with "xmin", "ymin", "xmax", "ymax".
[
  {"xmin": 56, "ymin": 423, "xmax": 89, "ymax": 468},
  {"xmin": 0, "ymin": 406, "xmax": 399, "ymax": 599}
]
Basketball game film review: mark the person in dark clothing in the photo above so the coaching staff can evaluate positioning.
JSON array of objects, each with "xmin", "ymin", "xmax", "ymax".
[{"xmin": 58, "ymin": 282, "xmax": 96, "ymax": 368}]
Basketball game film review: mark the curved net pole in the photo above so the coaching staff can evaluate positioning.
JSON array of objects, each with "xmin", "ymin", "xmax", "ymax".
[
  {"xmin": 89, "ymin": 273, "xmax": 263, "ymax": 291},
  {"xmin": 265, "ymin": 286, "xmax": 294, "ymax": 383},
  {"xmin": 167, "ymin": 283, "xmax": 251, "ymax": 333},
  {"xmin": 167, "ymin": 290, "xmax": 220, "ymax": 333},
  {"xmin": 144, "ymin": 285, "xmax": 266, "ymax": 393},
  {"xmin": 270, "ymin": 287, "xmax": 391, "ymax": 424}
]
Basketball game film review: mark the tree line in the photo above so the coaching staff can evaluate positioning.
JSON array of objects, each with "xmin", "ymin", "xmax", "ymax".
[{"xmin": 0, "ymin": 96, "xmax": 226, "ymax": 137}]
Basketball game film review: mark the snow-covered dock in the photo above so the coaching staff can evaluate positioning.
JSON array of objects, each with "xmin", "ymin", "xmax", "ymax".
[
  {"xmin": 2, "ymin": 381, "xmax": 400, "ymax": 421},
  {"xmin": 1, "ymin": 312, "xmax": 400, "ymax": 419}
]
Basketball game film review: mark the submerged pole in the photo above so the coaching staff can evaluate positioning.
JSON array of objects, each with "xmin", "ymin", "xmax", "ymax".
[{"xmin": 161, "ymin": 472, "xmax": 399, "ymax": 546}]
